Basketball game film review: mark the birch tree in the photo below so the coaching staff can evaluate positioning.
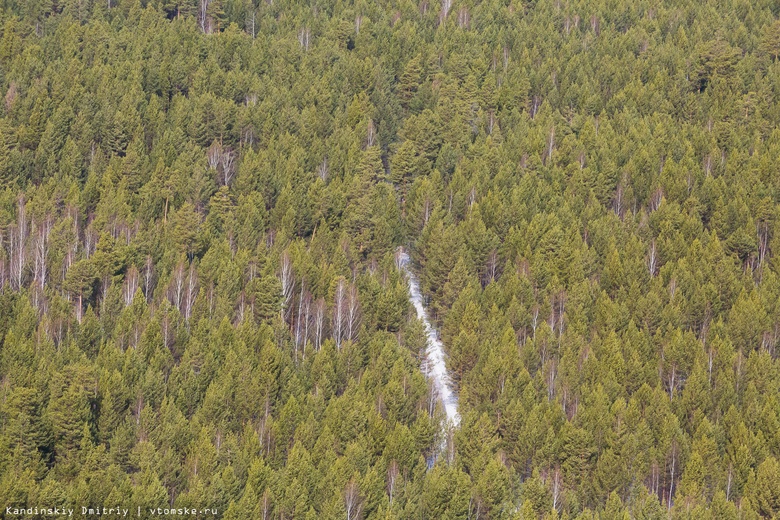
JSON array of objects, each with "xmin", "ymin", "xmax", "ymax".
[
  {"xmin": 344, "ymin": 478, "xmax": 363, "ymax": 520},
  {"xmin": 333, "ymin": 277, "xmax": 346, "ymax": 350},
  {"xmin": 124, "ymin": 265, "xmax": 139, "ymax": 307},
  {"xmin": 183, "ymin": 262, "xmax": 198, "ymax": 321},
  {"xmin": 279, "ymin": 250, "xmax": 295, "ymax": 321}
]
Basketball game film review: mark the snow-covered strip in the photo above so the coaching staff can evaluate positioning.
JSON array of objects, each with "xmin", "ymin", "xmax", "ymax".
[{"xmin": 398, "ymin": 250, "xmax": 460, "ymax": 427}]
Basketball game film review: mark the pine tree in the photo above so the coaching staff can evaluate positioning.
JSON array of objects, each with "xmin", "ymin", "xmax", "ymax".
[{"xmin": 751, "ymin": 457, "xmax": 780, "ymax": 518}]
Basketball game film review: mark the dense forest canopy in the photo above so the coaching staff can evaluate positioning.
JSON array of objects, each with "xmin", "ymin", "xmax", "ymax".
[{"xmin": 1, "ymin": 0, "xmax": 780, "ymax": 518}]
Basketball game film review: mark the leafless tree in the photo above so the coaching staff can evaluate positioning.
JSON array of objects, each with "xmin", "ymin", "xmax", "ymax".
[
  {"xmin": 100, "ymin": 273, "xmax": 111, "ymax": 312},
  {"xmin": 64, "ymin": 209, "xmax": 79, "ymax": 274},
  {"xmin": 207, "ymin": 140, "xmax": 222, "ymax": 171},
  {"xmin": 125, "ymin": 220, "xmax": 139, "ymax": 245},
  {"xmin": 469, "ymin": 495, "xmax": 484, "ymax": 520},
  {"xmin": 207, "ymin": 282, "xmax": 216, "ymax": 318},
  {"xmin": 199, "ymin": 0, "xmax": 212, "ymax": 33},
  {"xmin": 590, "ymin": 14, "xmax": 600, "ymax": 34},
  {"xmin": 761, "ymin": 330, "xmax": 774, "ymax": 356},
  {"xmin": 366, "ymin": 119, "xmax": 376, "ymax": 148},
  {"xmin": 294, "ymin": 281, "xmax": 305, "ymax": 356},
  {"xmin": 545, "ymin": 126, "xmax": 555, "ymax": 164},
  {"xmin": 260, "ymin": 489, "xmax": 271, "ymax": 520},
  {"xmin": 9, "ymin": 225, "xmax": 20, "ymax": 291},
  {"xmin": 547, "ymin": 300, "xmax": 558, "ymax": 332},
  {"xmin": 387, "ymin": 461, "xmax": 400, "ymax": 504},
  {"xmin": 531, "ymin": 304, "xmax": 540, "ymax": 339},
  {"xmin": 5, "ymin": 82, "xmax": 17, "ymax": 111},
  {"xmin": 241, "ymin": 125, "xmax": 256, "ymax": 147},
  {"xmin": 668, "ymin": 442, "xmax": 677, "ymax": 511},
  {"xmin": 758, "ymin": 221, "xmax": 769, "ymax": 267},
  {"xmin": 301, "ymin": 291, "xmax": 311, "ymax": 356},
  {"xmin": 426, "ymin": 379, "xmax": 439, "ymax": 418},
  {"xmin": 317, "ymin": 157, "xmax": 329, "ymax": 181},
  {"xmin": 246, "ymin": 260, "xmax": 257, "ymax": 283},
  {"xmin": 10, "ymin": 196, "xmax": 27, "ymax": 290},
  {"xmin": 650, "ymin": 462, "xmax": 660, "ymax": 498},
  {"xmin": 247, "ymin": 9, "xmax": 257, "ymax": 39},
  {"xmin": 725, "ymin": 464, "xmax": 733, "ymax": 501},
  {"xmin": 33, "ymin": 217, "xmax": 51, "ymax": 289},
  {"xmin": 703, "ymin": 153, "xmax": 712, "ymax": 177},
  {"xmin": 445, "ymin": 426, "xmax": 456, "ymax": 465},
  {"xmin": 280, "ymin": 251, "xmax": 295, "ymax": 321},
  {"xmin": 84, "ymin": 225, "xmax": 97, "ymax": 258},
  {"xmin": 613, "ymin": 183, "xmax": 625, "ymax": 219},
  {"xmin": 221, "ymin": 148, "xmax": 236, "ymax": 186},
  {"xmin": 484, "ymin": 250, "xmax": 499, "ymax": 285},
  {"xmin": 344, "ymin": 478, "xmax": 363, "ymax": 520},
  {"xmin": 236, "ymin": 291, "xmax": 247, "ymax": 323},
  {"xmin": 440, "ymin": 0, "xmax": 452, "ymax": 22},
  {"xmin": 556, "ymin": 290, "xmax": 566, "ymax": 338},
  {"xmin": 169, "ymin": 261, "xmax": 186, "ymax": 311},
  {"xmin": 457, "ymin": 6, "xmax": 470, "ymax": 28},
  {"xmin": 298, "ymin": 27, "xmax": 311, "ymax": 50},
  {"xmin": 394, "ymin": 247, "xmax": 405, "ymax": 271},
  {"xmin": 143, "ymin": 255, "xmax": 155, "ymax": 302},
  {"xmin": 346, "ymin": 283, "xmax": 361, "ymax": 343},
  {"xmin": 161, "ymin": 302, "xmax": 174, "ymax": 351},
  {"xmin": 649, "ymin": 187, "xmax": 664, "ymax": 212},
  {"xmin": 333, "ymin": 278, "xmax": 346, "ymax": 349},
  {"xmin": 183, "ymin": 263, "xmax": 198, "ymax": 321},
  {"xmin": 547, "ymin": 360, "xmax": 557, "ymax": 401},
  {"xmin": 530, "ymin": 95, "xmax": 541, "ymax": 119},
  {"xmin": 313, "ymin": 298, "xmax": 325, "ymax": 350},
  {"xmin": 552, "ymin": 468, "xmax": 562, "ymax": 511},
  {"xmin": 0, "ymin": 244, "xmax": 6, "ymax": 292},
  {"xmin": 666, "ymin": 359, "xmax": 677, "ymax": 401},
  {"xmin": 132, "ymin": 395, "xmax": 144, "ymax": 428},
  {"xmin": 648, "ymin": 239, "xmax": 658, "ymax": 277},
  {"xmin": 294, "ymin": 283, "xmax": 312, "ymax": 360},
  {"xmin": 124, "ymin": 265, "xmax": 139, "ymax": 307}
]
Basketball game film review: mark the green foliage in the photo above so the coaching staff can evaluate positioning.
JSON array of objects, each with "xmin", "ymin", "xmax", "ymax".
[{"xmin": 0, "ymin": 0, "xmax": 779, "ymax": 518}]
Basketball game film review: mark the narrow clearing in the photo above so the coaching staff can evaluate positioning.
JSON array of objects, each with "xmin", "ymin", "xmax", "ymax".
[{"xmin": 398, "ymin": 250, "xmax": 460, "ymax": 428}]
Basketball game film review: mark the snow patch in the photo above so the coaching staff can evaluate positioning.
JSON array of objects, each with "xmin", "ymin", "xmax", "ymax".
[{"xmin": 399, "ymin": 250, "xmax": 460, "ymax": 427}]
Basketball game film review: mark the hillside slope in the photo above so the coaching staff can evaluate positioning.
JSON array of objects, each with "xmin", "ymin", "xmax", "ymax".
[{"xmin": 1, "ymin": 1, "xmax": 780, "ymax": 518}]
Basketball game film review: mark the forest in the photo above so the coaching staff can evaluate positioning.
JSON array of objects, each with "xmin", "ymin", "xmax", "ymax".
[{"xmin": 2, "ymin": 0, "xmax": 780, "ymax": 518}]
